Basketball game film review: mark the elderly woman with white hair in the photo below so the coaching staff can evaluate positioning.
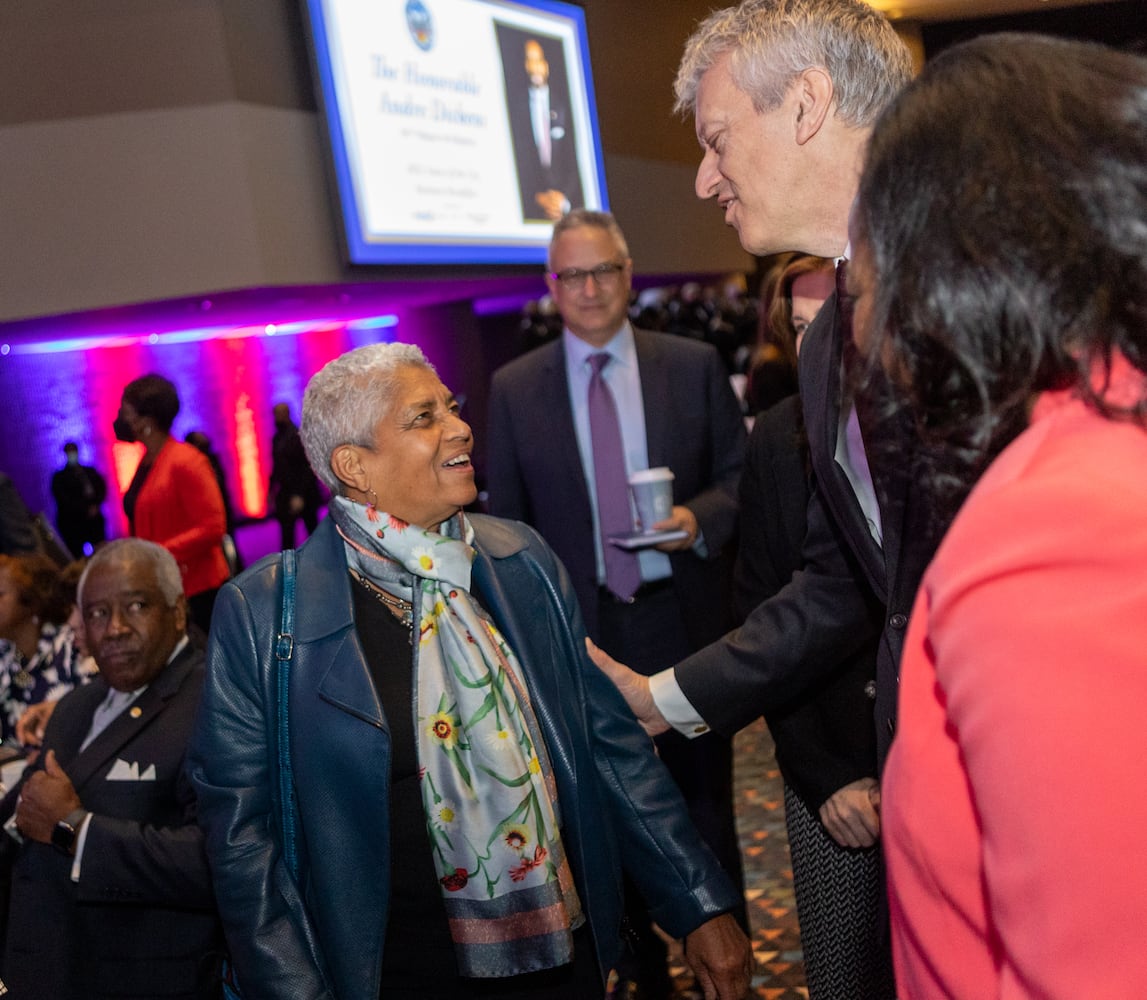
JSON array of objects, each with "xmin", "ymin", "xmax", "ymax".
[{"xmin": 188, "ymin": 343, "xmax": 750, "ymax": 1000}]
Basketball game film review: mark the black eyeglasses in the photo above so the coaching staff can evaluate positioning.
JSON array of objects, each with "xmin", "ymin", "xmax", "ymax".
[{"xmin": 549, "ymin": 261, "xmax": 627, "ymax": 291}]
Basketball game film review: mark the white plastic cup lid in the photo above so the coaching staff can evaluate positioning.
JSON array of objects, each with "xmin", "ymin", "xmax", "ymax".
[{"xmin": 628, "ymin": 467, "xmax": 674, "ymax": 485}]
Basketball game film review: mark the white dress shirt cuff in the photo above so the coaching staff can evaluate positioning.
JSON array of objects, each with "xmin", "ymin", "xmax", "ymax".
[
  {"xmin": 70, "ymin": 812, "xmax": 95, "ymax": 882},
  {"xmin": 649, "ymin": 669, "xmax": 711, "ymax": 738}
]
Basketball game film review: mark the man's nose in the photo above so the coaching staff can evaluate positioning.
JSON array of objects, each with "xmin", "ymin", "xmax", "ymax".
[
  {"xmin": 106, "ymin": 607, "xmax": 131, "ymax": 635},
  {"xmin": 695, "ymin": 148, "xmax": 720, "ymax": 200}
]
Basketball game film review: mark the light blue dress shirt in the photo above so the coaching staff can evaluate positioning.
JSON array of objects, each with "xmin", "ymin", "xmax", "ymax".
[{"xmin": 562, "ymin": 325, "xmax": 673, "ymax": 586}]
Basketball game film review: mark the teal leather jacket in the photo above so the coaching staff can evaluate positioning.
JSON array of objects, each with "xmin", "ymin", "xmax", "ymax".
[{"xmin": 188, "ymin": 515, "xmax": 738, "ymax": 1000}]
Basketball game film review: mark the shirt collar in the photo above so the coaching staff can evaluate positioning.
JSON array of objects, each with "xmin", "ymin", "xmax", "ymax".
[
  {"xmin": 103, "ymin": 634, "xmax": 188, "ymax": 702},
  {"xmin": 562, "ymin": 322, "xmax": 635, "ymax": 372}
]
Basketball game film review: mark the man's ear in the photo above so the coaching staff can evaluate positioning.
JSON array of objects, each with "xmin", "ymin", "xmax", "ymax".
[
  {"xmin": 173, "ymin": 595, "xmax": 188, "ymax": 636},
  {"xmin": 330, "ymin": 444, "xmax": 368, "ymax": 495},
  {"xmin": 794, "ymin": 66, "xmax": 835, "ymax": 145}
]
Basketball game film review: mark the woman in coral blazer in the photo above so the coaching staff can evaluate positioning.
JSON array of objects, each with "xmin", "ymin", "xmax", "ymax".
[
  {"xmin": 115, "ymin": 374, "xmax": 229, "ymax": 631},
  {"xmin": 850, "ymin": 35, "xmax": 1147, "ymax": 998}
]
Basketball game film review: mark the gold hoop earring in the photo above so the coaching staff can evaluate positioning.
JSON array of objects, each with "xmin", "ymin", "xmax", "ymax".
[{"xmin": 364, "ymin": 486, "xmax": 380, "ymax": 522}]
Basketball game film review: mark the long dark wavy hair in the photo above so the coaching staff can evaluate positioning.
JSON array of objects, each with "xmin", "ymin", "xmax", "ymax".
[{"xmin": 854, "ymin": 33, "xmax": 1147, "ymax": 517}]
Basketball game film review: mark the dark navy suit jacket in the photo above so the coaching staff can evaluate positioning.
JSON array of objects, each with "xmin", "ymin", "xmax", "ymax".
[
  {"xmin": 674, "ymin": 293, "xmax": 938, "ymax": 768},
  {"xmin": 1, "ymin": 644, "xmax": 222, "ymax": 999},
  {"xmin": 485, "ymin": 329, "xmax": 746, "ymax": 650}
]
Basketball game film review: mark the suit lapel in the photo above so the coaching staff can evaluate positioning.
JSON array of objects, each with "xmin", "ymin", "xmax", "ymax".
[
  {"xmin": 871, "ymin": 409, "xmax": 931, "ymax": 605},
  {"xmin": 295, "ymin": 521, "xmax": 387, "ymax": 730},
  {"xmin": 800, "ymin": 296, "xmax": 887, "ymax": 595},
  {"xmin": 539, "ymin": 342, "xmax": 593, "ymax": 512},
  {"xmin": 50, "ymin": 684, "xmax": 101, "ymax": 770},
  {"xmin": 634, "ymin": 330, "xmax": 670, "ymax": 469},
  {"xmin": 65, "ymin": 647, "xmax": 195, "ymax": 792},
  {"xmin": 316, "ymin": 629, "xmax": 386, "ymax": 730},
  {"xmin": 799, "ymin": 300, "xmax": 843, "ymax": 488}
]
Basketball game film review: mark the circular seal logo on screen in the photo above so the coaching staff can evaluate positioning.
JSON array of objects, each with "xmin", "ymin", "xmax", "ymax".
[{"xmin": 405, "ymin": 0, "xmax": 434, "ymax": 51}]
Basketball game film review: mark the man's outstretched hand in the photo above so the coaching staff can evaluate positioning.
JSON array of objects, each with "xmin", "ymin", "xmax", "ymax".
[{"xmin": 585, "ymin": 638, "xmax": 671, "ymax": 737}]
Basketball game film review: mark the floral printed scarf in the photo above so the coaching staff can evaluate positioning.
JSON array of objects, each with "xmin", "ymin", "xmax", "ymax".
[{"xmin": 329, "ymin": 497, "xmax": 583, "ymax": 979}]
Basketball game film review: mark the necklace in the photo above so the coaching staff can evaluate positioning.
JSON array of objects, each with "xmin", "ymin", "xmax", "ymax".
[
  {"xmin": 10, "ymin": 645, "xmax": 34, "ymax": 689},
  {"xmin": 350, "ymin": 570, "xmax": 414, "ymax": 630}
]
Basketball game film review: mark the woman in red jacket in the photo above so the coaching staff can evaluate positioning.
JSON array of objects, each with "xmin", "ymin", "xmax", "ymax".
[{"xmin": 114, "ymin": 374, "xmax": 229, "ymax": 631}]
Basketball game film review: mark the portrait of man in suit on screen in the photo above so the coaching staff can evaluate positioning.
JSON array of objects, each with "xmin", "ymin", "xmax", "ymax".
[{"xmin": 496, "ymin": 26, "xmax": 585, "ymax": 223}]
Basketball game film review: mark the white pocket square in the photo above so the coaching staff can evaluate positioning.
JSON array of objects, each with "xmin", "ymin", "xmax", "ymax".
[{"xmin": 106, "ymin": 758, "xmax": 156, "ymax": 782}]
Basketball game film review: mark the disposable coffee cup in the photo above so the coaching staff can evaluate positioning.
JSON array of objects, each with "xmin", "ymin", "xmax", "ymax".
[{"xmin": 629, "ymin": 467, "xmax": 674, "ymax": 532}]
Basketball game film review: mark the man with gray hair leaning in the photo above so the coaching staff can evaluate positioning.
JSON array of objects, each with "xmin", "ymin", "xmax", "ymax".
[
  {"xmin": 592, "ymin": 2, "xmax": 923, "ymax": 997},
  {"xmin": 0, "ymin": 538, "xmax": 222, "ymax": 999}
]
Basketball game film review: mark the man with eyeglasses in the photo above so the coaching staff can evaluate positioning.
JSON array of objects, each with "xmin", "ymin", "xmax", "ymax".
[{"xmin": 486, "ymin": 208, "xmax": 747, "ymax": 999}]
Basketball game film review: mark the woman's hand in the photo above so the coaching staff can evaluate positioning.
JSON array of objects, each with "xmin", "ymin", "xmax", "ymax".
[
  {"xmin": 818, "ymin": 777, "xmax": 881, "ymax": 848},
  {"xmin": 16, "ymin": 699, "xmax": 58, "ymax": 748}
]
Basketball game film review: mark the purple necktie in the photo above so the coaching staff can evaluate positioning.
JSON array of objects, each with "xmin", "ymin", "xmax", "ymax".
[{"xmin": 587, "ymin": 353, "xmax": 641, "ymax": 601}]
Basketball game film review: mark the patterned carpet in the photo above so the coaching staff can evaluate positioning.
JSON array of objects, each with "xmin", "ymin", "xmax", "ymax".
[{"xmin": 666, "ymin": 718, "xmax": 809, "ymax": 999}]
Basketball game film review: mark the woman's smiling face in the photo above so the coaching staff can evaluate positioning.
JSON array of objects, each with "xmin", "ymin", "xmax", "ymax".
[{"xmin": 356, "ymin": 366, "xmax": 477, "ymax": 531}]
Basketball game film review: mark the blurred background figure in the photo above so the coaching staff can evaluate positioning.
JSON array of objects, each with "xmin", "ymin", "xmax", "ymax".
[
  {"xmin": 0, "ymin": 474, "xmax": 39, "ymax": 557},
  {"xmin": 114, "ymin": 374, "xmax": 230, "ymax": 633},
  {"xmin": 56, "ymin": 560, "xmax": 94, "ymax": 668},
  {"xmin": 50, "ymin": 442, "xmax": 107, "ymax": 559},
  {"xmin": 734, "ymin": 253, "xmax": 892, "ymax": 998},
  {"xmin": 185, "ymin": 431, "xmax": 237, "ymax": 536},
  {"xmin": 186, "ymin": 429, "xmax": 242, "ymax": 574},
  {"xmin": 267, "ymin": 402, "xmax": 321, "ymax": 551},
  {"xmin": 13, "ymin": 558, "xmax": 99, "ymax": 753},
  {"xmin": 742, "ymin": 255, "xmax": 835, "ymax": 421},
  {"xmin": 0, "ymin": 553, "xmax": 82, "ymax": 746}
]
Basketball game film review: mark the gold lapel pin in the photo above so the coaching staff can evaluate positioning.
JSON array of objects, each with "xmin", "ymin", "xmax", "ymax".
[{"xmin": 129, "ymin": 706, "xmax": 142, "ymax": 719}]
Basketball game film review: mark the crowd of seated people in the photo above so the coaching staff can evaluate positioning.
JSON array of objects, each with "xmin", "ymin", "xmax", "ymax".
[{"xmin": 0, "ymin": 553, "xmax": 96, "ymax": 753}]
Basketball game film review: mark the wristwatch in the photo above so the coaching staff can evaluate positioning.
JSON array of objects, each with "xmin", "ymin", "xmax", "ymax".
[{"xmin": 51, "ymin": 808, "xmax": 89, "ymax": 856}]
